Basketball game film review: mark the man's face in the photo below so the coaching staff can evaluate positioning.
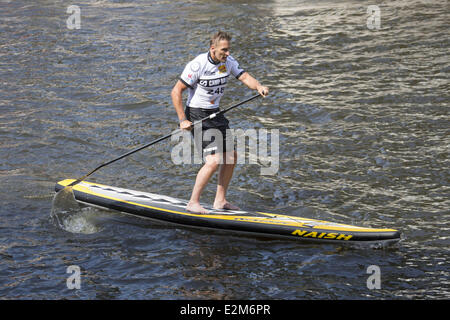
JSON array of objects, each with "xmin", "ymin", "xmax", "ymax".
[{"xmin": 211, "ymin": 40, "xmax": 230, "ymax": 63}]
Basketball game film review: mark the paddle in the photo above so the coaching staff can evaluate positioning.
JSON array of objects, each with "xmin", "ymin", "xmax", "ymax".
[
  {"xmin": 65, "ymin": 93, "xmax": 262, "ymax": 189},
  {"xmin": 51, "ymin": 94, "xmax": 260, "ymax": 228},
  {"xmin": 51, "ymin": 93, "xmax": 262, "ymax": 226}
]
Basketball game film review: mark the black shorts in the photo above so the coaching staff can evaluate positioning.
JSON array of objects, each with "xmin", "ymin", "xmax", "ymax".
[{"xmin": 185, "ymin": 106, "xmax": 235, "ymax": 158}]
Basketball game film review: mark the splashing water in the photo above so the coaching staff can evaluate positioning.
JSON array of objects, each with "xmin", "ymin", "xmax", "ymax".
[{"xmin": 51, "ymin": 187, "xmax": 101, "ymax": 234}]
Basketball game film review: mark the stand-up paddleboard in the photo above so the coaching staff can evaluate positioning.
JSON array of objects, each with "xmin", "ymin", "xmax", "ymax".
[{"xmin": 55, "ymin": 179, "xmax": 401, "ymax": 244}]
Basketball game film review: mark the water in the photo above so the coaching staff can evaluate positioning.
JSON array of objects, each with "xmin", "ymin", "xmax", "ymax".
[{"xmin": 1, "ymin": 0, "xmax": 448, "ymax": 299}]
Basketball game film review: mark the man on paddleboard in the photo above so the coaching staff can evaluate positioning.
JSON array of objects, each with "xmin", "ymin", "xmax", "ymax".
[{"xmin": 171, "ymin": 31, "xmax": 268, "ymax": 214}]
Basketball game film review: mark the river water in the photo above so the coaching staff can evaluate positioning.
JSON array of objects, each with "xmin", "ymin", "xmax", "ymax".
[{"xmin": 0, "ymin": 0, "xmax": 448, "ymax": 300}]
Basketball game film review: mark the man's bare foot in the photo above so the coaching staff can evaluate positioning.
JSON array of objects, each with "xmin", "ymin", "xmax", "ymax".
[
  {"xmin": 213, "ymin": 201, "xmax": 240, "ymax": 211},
  {"xmin": 186, "ymin": 202, "xmax": 210, "ymax": 214}
]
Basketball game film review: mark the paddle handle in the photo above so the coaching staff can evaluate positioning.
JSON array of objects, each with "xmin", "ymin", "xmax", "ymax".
[{"xmin": 68, "ymin": 93, "xmax": 262, "ymax": 187}]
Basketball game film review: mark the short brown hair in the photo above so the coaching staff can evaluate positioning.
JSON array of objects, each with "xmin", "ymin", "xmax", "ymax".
[{"xmin": 210, "ymin": 31, "xmax": 232, "ymax": 47}]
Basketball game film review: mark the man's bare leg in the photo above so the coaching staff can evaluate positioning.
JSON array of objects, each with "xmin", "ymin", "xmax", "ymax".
[
  {"xmin": 213, "ymin": 151, "xmax": 240, "ymax": 210},
  {"xmin": 186, "ymin": 154, "xmax": 220, "ymax": 214}
]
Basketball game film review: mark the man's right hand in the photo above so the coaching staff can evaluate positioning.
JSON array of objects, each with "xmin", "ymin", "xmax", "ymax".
[{"xmin": 180, "ymin": 119, "xmax": 192, "ymax": 130}]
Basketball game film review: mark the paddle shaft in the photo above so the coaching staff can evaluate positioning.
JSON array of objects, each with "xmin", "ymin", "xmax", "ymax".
[{"xmin": 68, "ymin": 93, "xmax": 262, "ymax": 187}]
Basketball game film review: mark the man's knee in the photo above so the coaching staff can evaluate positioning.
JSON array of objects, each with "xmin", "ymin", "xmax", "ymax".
[
  {"xmin": 205, "ymin": 154, "xmax": 221, "ymax": 170},
  {"xmin": 224, "ymin": 151, "xmax": 237, "ymax": 165}
]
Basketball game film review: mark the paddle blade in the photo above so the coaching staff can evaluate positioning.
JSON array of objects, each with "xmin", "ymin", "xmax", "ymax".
[
  {"xmin": 52, "ymin": 186, "xmax": 79, "ymax": 211},
  {"xmin": 51, "ymin": 186, "xmax": 80, "ymax": 227},
  {"xmin": 51, "ymin": 186, "xmax": 102, "ymax": 234}
]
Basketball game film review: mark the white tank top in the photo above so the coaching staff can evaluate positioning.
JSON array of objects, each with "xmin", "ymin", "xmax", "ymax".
[{"xmin": 179, "ymin": 52, "xmax": 245, "ymax": 109}]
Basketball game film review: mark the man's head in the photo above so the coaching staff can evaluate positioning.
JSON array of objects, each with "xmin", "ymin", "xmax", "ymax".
[{"xmin": 209, "ymin": 31, "xmax": 231, "ymax": 63}]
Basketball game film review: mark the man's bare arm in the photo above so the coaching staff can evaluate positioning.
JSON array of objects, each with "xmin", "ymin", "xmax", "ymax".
[
  {"xmin": 171, "ymin": 80, "xmax": 192, "ymax": 130},
  {"xmin": 238, "ymin": 72, "xmax": 269, "ymax": 97}
]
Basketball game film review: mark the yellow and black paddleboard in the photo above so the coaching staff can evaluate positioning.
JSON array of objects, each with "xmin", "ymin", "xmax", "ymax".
[{"xmin": 55, "ymin": 179, "xmax": 401, "ymax": 244}]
